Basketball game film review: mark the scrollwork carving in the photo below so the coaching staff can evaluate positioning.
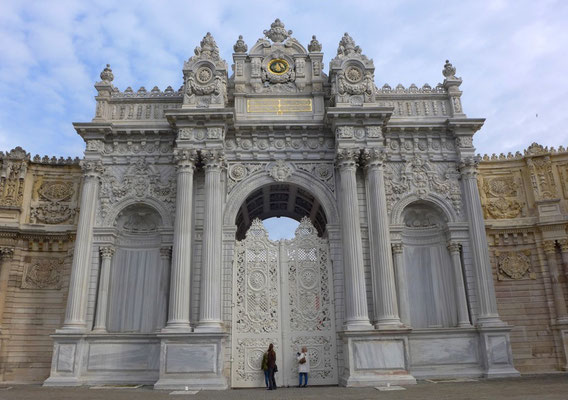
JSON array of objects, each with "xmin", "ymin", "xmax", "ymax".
[
  {"xmin": 496, "ymin": 250, "xmax": 534, "ymax": 280},
  {"xmin": 21, "ymin": 258, "xmax": 65, "ymax": 290}
]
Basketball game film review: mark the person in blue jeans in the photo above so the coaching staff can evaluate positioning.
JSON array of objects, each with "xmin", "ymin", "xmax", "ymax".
[
  {"xmin": 261, "ymin": 350, "xmax": 269, "ymax": 388},
  {"xmin": 297, "ymin": 346, "xmax": 309, "ymax": 387}
]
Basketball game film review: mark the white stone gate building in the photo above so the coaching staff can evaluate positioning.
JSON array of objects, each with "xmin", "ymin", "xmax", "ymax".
[{"xmin": 45, "ymin": 20, "xmax": 519, "ymax": 388}]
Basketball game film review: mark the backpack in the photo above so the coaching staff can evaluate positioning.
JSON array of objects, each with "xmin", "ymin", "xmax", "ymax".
[{"xmin": 261, "ymin": 352, "xmax": 269, "ymax": 370}]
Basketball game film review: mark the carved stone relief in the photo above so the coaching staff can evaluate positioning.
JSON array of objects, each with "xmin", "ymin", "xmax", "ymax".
[
  {"xmin": 21, "ymin": 258, "xmax": 65, "ymax": 289},
  {"xmin": 30, "ymin": 181, "xmax": 77, "ymax": 224},
  {"xmin": 98, "ymin": 158, "xmax": 176, "ymax": 225},
  {"xmin": 481, "ymin": 176, "xmax": 524, "ymax": 219},
  {"xmin": 496, "ymin": 250, "xmax": 535, "ymax": 280},
  {"xmin": 384, "ymin": 155, "xmax": 462, "ymax": 215},
  {"xmin": 0, "ymin": 148, "xmax": 28, "ymax": 208},
  {"xmin": 527, "ymin": 155, "xmax": 559, "ymax": 200}
]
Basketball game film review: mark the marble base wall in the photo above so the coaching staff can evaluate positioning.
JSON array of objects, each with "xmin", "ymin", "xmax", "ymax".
[
  {"xmin": 339, "ymin": 330, "xmax": 417, "ymax": 387},
  {"xmin": 154, "ymin": 333, "xmax": 227, "ymax": 390},
  {"xmin": 44, "ymin": 334, "xmax": 161, "ymax": 386}
]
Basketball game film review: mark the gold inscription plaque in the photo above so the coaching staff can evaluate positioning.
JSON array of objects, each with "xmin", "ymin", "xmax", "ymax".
[{"xmin": 247, "ymin": 98, "xmax": 313, "ymax": 115}]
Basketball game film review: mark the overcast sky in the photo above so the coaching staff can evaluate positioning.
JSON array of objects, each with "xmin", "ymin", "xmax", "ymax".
[{"xmin": 1, "ymin": 0, "xmax": 567, "ymax": 159}]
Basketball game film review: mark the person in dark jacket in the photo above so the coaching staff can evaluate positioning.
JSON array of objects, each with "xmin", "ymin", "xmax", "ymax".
[{"xmin": 267, "ymin": 343, "xmax": 277, "ymax": 390}]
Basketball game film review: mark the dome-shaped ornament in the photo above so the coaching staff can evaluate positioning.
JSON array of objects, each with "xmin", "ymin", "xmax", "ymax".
[
  {"xmin": 233, "ymin": 35, "xmax": 248, "ymax": 53},
  {"xmin": 100, "ymin": 64, "xmax": 114, "ymax": 83}
]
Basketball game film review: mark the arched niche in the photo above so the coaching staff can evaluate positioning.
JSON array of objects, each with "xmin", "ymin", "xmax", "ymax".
[
  {"xmin": 106, "ymin": 203, "xmax": 169, "ymax": 333},
  {"xmin": 401, "ymin": 201, "xmax": 458, "ymax": 328}
]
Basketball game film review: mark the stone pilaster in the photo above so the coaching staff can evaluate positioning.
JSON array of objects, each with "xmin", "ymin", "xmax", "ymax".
[
  {"xmin": 559, "ymin": 239, "xmax": 568, "ymax": 278},
  {"xmin": 392, "ymin": 243, "xmax": 411, "ymax": 326},
  {"xmin": 195, "ymin": 150, "xmax": 225, "ymax": 332},
  {"xmin": 0, "ymin": 247, "xmax": 15, "ymax": 332},
  {"xmin": 336, "ymin": 149, "xmax": 372, "ymax": 330},
  {"xmin": 447, "ymin": 242, "xmax": 472, "ymax": 327},
  {"xmin": 165, "ymin": 149, "xmax": 197, "ymax": 331},
  {"xmin": 93, "ymin": 246, "xmax": 115, "ymax": 332},
  {"xmin": 543, "ymin": 240, "xmax": 568, "ymax": 322},
  {"xmin": 459, "ymin": 158, "xmax": 502, "ymax": 326},
  {"xmin": 62, "ymin": 160, "xmax": 102, "ymax": 331},
  {"xmin": 362, "ymin": 148, "xmax": 401, "ymax": 328}
]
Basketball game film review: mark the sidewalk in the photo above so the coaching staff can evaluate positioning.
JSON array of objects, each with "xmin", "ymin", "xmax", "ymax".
[{"xmin": 1, "ymin": 375, "xmax": 567, "ymax": 400}]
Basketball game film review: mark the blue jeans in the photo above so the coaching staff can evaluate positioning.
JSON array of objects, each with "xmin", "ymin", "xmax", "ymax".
[
  {"xmin": 299, "ymin": 372, "xmax": 308, "ymax": 386},
  {"xmin": 264, "ymin": 369, "xmax": 269, "ymax": 387}
]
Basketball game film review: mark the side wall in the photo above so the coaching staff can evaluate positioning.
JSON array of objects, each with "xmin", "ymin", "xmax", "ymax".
[
  {"xmin": 0, "ymin": 149, "xmax": 80, "ymax": 382},
  {"xmin": 478, "ymin": 144, "xmax": 568, "ymax": 373}
]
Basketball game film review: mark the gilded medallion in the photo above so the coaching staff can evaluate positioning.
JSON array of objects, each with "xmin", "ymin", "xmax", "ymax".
[{"xmin": 268, "ymin": 58, "xmax": 289, "ymax": 75}]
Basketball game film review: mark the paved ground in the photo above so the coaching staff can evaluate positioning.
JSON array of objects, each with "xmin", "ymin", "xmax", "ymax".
[{"xmin": 1, "ymin": 375, "xmax": 568, "ymax": 400}]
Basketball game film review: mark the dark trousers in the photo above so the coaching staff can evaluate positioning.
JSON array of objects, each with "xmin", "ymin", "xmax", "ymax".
[{"xmin": 268, "ymin": 367, "xmax": 277, "ymax": 389}]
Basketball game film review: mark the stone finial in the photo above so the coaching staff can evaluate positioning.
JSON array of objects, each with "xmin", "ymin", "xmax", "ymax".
[
  {"xmin": 100, "ymin": 64, "xmax": 114, "ymax": 83},
  {"xmin": 263, "ymin": 18, "xmax": 292, "ymax": 43},
  {"xmin": 337, "ymin": 33, "xmax": 362, "ymax": 57},
  {"xmin": 442, "ymin": 60, "xmax": 457, "ymax": 79},
  {"xmin": 308, "ymin": 35, "xmax": 322, "ymax": 52},
  {"xmin": 233, "ymin": 35, "xmax": 248, "ymax": 53},
  {"xmin": 194, "ymin": 32, "xmax": 220, "ymax": 60}
]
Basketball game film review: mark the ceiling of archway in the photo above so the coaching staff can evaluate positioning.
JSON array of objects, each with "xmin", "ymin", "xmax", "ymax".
[{"xmin": 235, "ymin": 183, "xmax": 327, "ymax": 240}]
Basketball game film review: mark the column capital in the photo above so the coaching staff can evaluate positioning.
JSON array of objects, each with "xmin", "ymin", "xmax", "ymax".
[
  {"xmin": 361, "ymin": 148, "xmax": 386, "ymax": 170},
  {"xmin": 392, "ymin": 243, "xmax": 403, "ymax": 255},
  {"xmin": 458, "ymin": 157, "xmax": 479, "ymax": 179},
  {"xmin": 543, "ymin": 240, "xmax": 557, "ymax": 255},
  {"xmin": 0, "ymin": 247, "xmax": 14, "ymax": 260},
  {"xmin": 80, "ymin": 160, "xmax": 104, "ymax": 179},
  {"xmin": 99, "ymin": 246, "xmax": 115, "ymax": 259},
  {"xmin": 447, "ymin": 241, "xmax": 461, "ymax": 254},
  {"xmin": 559, "ymin": 239, "xmax": 568, "ymax": 253},
  {"xmin": 174, "ymin": 148, "xmax": 198, "ymax": 172},
  {"xmin": 160, "ymin": 246, "xmax": 173, "ymax": 259},
  {"xmin": 201, "ymin": 149, "xmax": 226, "ymax": 170},
  {"xmin": 335, "ymin": 148, "xmax": 360, "ymax": 170}
]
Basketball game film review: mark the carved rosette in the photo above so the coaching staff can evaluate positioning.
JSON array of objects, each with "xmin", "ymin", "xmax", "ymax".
[{"xmin": 496, "ymin": 250, "xmax": 534, "ymax": 280}]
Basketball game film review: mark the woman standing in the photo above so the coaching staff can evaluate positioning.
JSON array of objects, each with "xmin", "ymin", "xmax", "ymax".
[
  {"xmin": 297, "ymin": 346, "xmax": 309, "ymax": 387},
  {"xmin": 267, "ymin": 343, "xmax": 277, "ymax": 390}
]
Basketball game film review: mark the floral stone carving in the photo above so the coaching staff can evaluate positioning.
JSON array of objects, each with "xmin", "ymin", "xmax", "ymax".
[
  {"xmin": 22, "ymin": 258, "xmax": 65, "ymax": 289},
  {"xmin": 496, "ymin": 250, "xmax": 534, "ymax": 280},
  {"xmin": 268, "ymin": 160, "xmax": 293, "ymax": 182}
]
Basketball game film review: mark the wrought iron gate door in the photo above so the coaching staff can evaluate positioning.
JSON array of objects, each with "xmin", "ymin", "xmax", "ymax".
[{"xmin": 231, "ymin": 217, "xmax": 338, "ymax": 387}]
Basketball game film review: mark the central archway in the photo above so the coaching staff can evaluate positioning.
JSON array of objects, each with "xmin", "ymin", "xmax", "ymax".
[{"xmin": 225, "ymin": 176, "xmax": 340, "ymax": 388}]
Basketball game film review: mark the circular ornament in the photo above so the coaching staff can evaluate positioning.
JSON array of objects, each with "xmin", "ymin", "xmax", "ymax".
[
  {"xmin": 229, "ymin": 164, "xmax": 247, "ymax": 181},
  {"xmin": 345, "ymin": 65, "xmax": 363, "ymax": 83},
  {"xmin": 268, "ymin": 58, "xmax": 289, "ymax": 75},
  {"xmin": 248, "ymin": 270, "xmax": 267, "ymax": 291},
  {"xmin": 196, "ymin": 66, "xmax": 213, "ymax": 84}
]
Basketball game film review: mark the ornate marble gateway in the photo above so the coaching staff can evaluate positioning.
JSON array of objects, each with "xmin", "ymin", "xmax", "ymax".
[{"xmin": 41, "ymin": 19, "xmax": 520, "ymax": 390}]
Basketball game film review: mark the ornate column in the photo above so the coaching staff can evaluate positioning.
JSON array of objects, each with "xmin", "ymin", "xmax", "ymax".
[
  {"xmin": 93, "ymin": 246, "xmax": 115, "ymax": 332},
  {"xmin": 159, "ymin": 247, "xmax": 172, "ymax": 328},
  {"xmin": 447, "ymin": 242, "xmax": 472, "ymax": 327},
  {"xmin": 0, "ymin": 247, "xmax": 15, "ymax": 331},
  {"xmin": 392, "ymin": 243, "xmax": 411, "ymax": 326},
  {"xmin": 62, "ymin": 161, "xmax": 102, "ymax": 331},
  {"xmin": 559, "ymin": 239, "xmax": 568, "ymax": 278},
  {"xmin": 336, "ymin": 149, "xmax": 372, "ymax": 330},
  {"xmin": 459, "ymin": 158, "xmax": 502, "ymax": 326},
  {"xmin": 165, "ymin": 149, "xmax": 197, "ymax": 331},
  {"xmin": 362, "ymin": 148, "xmax": 401, "ymax": 328},
  {"xmin": 196, "ymin": 150, "xmax": 224, "ymax": 332},
  {"xmin": 543, "ymin": 240, "xmax": 568, "ymax": 322}
]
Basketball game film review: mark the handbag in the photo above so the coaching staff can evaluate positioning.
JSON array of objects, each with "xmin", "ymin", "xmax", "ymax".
[
  {"xmin": 299, "ymin": 356, "xmax": 306, "ymax": 364},
  {"xmin": 274, "ymin": 364, "xmax": 278, "ymax": 373}
]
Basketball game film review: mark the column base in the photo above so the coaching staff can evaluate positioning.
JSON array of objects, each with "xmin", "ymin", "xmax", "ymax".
[
  {"xmin": 193, "ymin": 321, "xmax": 224, "ymax": 333},
  {"xmin": 339, "ymin": 329, "xmax": 416, "ymax": 387},
  {"xmin": 478, "ymin": 326, "xmax": 520, "ymax": 378},
  {"xmin": 44, "ymin": 333, "xmax": 86, "ymax": 386},
  {"xmin": 475, "ymin": 315, "xmax": 506, "ymax": 328},
  {"xmin": 374, "ymin": 320, "xmax": 406, "ymax": 330},
  {"xmin": 344, "ymin": 319, "xmax": 374, "ymax": 331},
  {"xmin": 155, "ymin": 332, "xmax": 228, "ymax": 390},
  {"xmin": 161, "ymin": 324, "xmax": 192, "ymax": 333}
]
